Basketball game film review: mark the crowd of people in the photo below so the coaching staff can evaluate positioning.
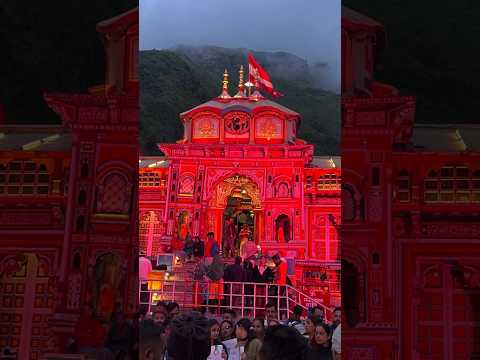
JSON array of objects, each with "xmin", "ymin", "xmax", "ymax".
[
  {"xmin": 140, "ymin": 301, "xmax": 342, "ymax": 360},
  {"xmin": 182, "ymin": 231, "xmax": 258, "ymax": 263},
  {"xmin": 65, "ymin": 300, "xmax": 341, "ymax": 360},
  {"xmin": 134, "ymin": 231, "xmax": 341, "ymax": 359}
]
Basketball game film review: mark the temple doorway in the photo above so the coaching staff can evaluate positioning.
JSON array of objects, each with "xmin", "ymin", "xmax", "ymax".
[
  {"xmin": 222, "ymin": 189, "xmax": 254, "ymax": 257},
  {"xmin": 208, "ymin": 175, "xmax": 262, "ymax": 256}
]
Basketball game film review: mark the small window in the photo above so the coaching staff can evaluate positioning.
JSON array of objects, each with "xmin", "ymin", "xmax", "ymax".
[
  {"xmin": 38, "ymin": 174, "xmax": 50, "ymax": 183},
  {"xmin": 440, "ymin": 180, "xmax": 454, "ymax": 190},
  {"xmin": 23, "ymin": 186, "xmax": 34, "ymax": 195},
  {"xmin": 306, "ymin": 176, "xmax": 312, "ymax": 188},
  {"xmin": 372, "ymin": 252, "xmax": 380, "ymax": 265},
  {"xmin": 24, "ymin": 162, "xmax": 36, "ymax": 171},
  {"xmin": 8, "ymin": 174, "xmax": 21, "ymax": 183},
  {"xmin": 78, "ymin": 190, "xmax": 86, "ymax": 205},
  {"xmin": 24, "ymin": 174, "xmax": 35, "ymax": 183},
  {"xmin": 9, "ymin": 162, "xmax": 21, "ymax": 171},
  {"xmin": 456, "ymin": 167, "xmax": 469, "ymax": 177},
  {"xmin": 8, "ymin": 186, "xmax": 19, "ymax": 194},
  {"xmin": 372, "ymin": 167, "xmax": 380, "ymax": 186},
  {"xmin": 73, "ymin": 253, "xmax": 81, "ymax": 269},
  {"xmin": 440, "ymin": 167, "xmax": 454, "ymax": 177},
  {"xmin": 424, "ymin": 180, "xmax": 438, "ymax": 190},
  {"xmin": 37, "ymin": 186, "xmax": 49, "ymax": 195},
  {"xmin": 75, "ymin": 216, "xmax": 85, "ymax": 232},
  {"xmin": 81, "ymin": 163, "xmax": 89, "ymax": 178}
]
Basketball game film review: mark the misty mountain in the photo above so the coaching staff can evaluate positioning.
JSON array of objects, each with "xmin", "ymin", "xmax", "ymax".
[
  {"xmin": 140, "ymin": 47, "xmax": 340, "ymax": 156},
  {"xmin": 172, "ymin": 45, "xmax": 312, "ymax": 86}
]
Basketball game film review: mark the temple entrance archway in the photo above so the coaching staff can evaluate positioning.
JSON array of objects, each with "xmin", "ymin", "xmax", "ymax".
[
  {"xmin": 207, "ymin": 175, "xmax": 262, "ymax": 255},
  {"xmin": 223, "ymin": 191, "xmax": 255, "ymax": 257}
]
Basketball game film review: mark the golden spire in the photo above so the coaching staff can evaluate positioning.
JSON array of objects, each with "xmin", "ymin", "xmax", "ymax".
[
  {"xmin": 219, "ymin": 69, "xmax": 231, "ymax": 99},
  {"xmin": 239, "ymin": 65, "xmax": 244, "ymax": 89},
  {"xmin": 234, "ymin": 65, "xmax": 246, "ymax": 98},
  {"xmin": 223, "ymin": 69, "xmax": 229, "ymax": 90}
]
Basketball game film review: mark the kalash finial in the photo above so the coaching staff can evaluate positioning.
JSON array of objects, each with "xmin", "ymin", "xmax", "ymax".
[
  {"xmin": 219, "ymin": 69, "xmax": 231, "ymax": 99},
  {"xmin": 234, "ymin": 65, "xmax": 246, "ymax": 98},
  {"xmin": 223, "ymin": 69, "xmax": 229, "ymax": 90}
]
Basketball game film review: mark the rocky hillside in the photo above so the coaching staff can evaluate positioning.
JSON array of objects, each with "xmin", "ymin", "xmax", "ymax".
[{"xmin": 140, "ymin": 46, "xmax": 340, "ymax": 155}]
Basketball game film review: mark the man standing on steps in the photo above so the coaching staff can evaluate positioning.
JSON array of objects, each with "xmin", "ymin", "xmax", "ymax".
[
  {"xmin": 271, "ymin": 253, "xmax": 288, "ymax": 317},
  {"xmin": 272, "ymin": 254, "xmax": 287, "ymax": 286},
  {"xmin": 205, "ymin": 232, "xmax": 220, "ymax": 259}
]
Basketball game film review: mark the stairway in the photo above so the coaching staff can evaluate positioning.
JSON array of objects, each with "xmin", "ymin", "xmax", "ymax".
[{"xmin": 141, "ymin": 256, "xmax": 334, "ymax": 320}]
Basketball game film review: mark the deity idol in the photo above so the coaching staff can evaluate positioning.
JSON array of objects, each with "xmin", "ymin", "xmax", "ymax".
[
  {"xmin": 177, "ymin": 212, "xmax": 190, "ymax": 241},
  {"xmin": 223, "ymin": 218, "xmax": 236, "ymax": 257},
  {"xmin": 238, "ymin": 224, "xmax": 251, "ymax": 256}
]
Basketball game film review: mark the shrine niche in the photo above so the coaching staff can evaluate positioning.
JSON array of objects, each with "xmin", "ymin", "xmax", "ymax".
[
  {"xmin": 275, "ymin": 214, "xmax": 291, "ymax": 242},
  {"xmin": 192, "ymin": 113, "xmax": 220, "ymax": 141},
  {"xmin": 178, "ymin": 175, "xmax": 194, "ymax": 197},
  {"xmin": 89, "ymin": 252, "xmax": 124, "ymax": 321},
  {"xmin": 275, "ymin": 180, "xmax": 291, "ymax": 198},
  {"xmin": 342, "ymin": 185, "xmax": 356, "ymax": 221},
  {"xmin": 255, "ymin": 113, "xmax": 283, "ymax": 142},
  {"xmin": 177, "ymin": 211, "xmax": 190, "ymax": 240},
  {"xmin": 95, "ymin": 171, "xmax": 132, "ymax": 215},
  {"xmin": 342, "ymin": 259, "xmax": 366, "ymax": 328}
]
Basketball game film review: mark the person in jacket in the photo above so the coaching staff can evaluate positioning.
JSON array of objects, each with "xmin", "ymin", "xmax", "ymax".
[
  {"xmin": 206, "ymin": 232, "xmax": 220, "ymax": 258},
  {"xmin": 287, "ymin": 305, "xmax": 305, "ymax": 335},
  {"xmin": 257, "ymin": 325, "xmax": 308, "ymax": 360},
  {"xmin": 183, "ymin": 233, "xmax": 195, "ymax": 262},
  {"xmin": 193, "ymin": 236, "xmax": 205, "ymax": 258},
  {"xmin": 306, "ymin": 322, "xmax": 332, "ymax": 360}
]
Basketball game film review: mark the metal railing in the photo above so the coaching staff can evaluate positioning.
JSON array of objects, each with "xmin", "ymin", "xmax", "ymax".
[{"xmin": 139, "ymin": 279, "xmax": 333, "ymax": 322}]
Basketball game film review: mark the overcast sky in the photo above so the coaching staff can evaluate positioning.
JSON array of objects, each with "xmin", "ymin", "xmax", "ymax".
[{"xmin": 140, "ymin": 0, "xmax": 340, "ymax": 92}]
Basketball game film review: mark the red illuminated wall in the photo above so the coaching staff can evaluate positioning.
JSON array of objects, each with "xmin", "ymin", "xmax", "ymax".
[
  {"xmin": 0, "ymin": 7, "xmax": 139, "ymax": 356},
  {"xmin": 139, "ymin": 90, "xmax": 341, "ymax": 304},
  {"xmin": 342, "ymin": 7, "xmax": 480, "ymax": 359}
]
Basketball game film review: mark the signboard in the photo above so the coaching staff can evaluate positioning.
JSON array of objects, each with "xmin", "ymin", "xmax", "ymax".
[{"xmin": 156, "ymin": 254, "xmax": 174, "ymax": 272}]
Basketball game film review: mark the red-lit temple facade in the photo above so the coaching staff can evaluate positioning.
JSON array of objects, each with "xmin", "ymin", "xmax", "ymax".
[
  {"xmin": 0, "ymin": 8, "xmax": 139, "ymax": 357},
  {"xmin": 139, "ymin": 81, "xmax": 341, "ymax": 304},
  {"xmin": 342, "ymin": 7, "xmax": 480, "ymax": 359}
]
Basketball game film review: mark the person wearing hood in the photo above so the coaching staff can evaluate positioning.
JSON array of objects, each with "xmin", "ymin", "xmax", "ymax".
[{"xmin": 206, "ymin": 254, "xmax": 225, "ymax": 311}]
